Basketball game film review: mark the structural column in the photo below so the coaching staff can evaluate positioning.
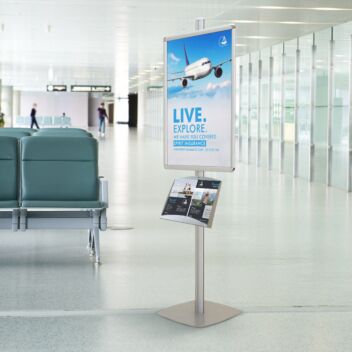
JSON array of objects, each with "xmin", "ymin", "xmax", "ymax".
[
  {"xmin": 268, "ymin": 49, "xmax": 274, "ymax": 170},
  {"xmin": 12, "ymin": 90, "xmax": 21, "ymax": 127},
  {"xmin": 1, "ymin": 86, "xmax": 14, "ymax": 127},
  {"xmin": 0, "ymin": 79, "xmax": 2, "ymax": 113},
  {"xmin": 280, "ymin": 44, "xmax": 286, "ymax": 174}
]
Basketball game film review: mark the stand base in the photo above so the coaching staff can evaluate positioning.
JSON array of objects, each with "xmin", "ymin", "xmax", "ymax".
[{"xmin": 158, "ymin": 301, "xmax": 241, "ymax": 328}]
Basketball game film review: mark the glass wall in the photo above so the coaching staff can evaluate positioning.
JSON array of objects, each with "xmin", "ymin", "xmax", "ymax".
[{"xmin": 236, "ymin": 21, "xmax": 352, "ymax": 191}]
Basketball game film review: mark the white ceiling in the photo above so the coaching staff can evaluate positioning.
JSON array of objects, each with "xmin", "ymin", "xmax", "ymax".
[{"xmin": 0, "ymin": 0, "xmax": 352, "ymax": 91}]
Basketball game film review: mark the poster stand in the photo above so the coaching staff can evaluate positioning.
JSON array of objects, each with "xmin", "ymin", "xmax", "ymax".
[{"xmin": 158, "ymin": 19, "xmax": 241, "ymax": 328}]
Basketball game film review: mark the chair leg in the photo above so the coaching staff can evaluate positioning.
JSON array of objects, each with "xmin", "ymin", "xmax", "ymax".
[
  {"xmin": 93, "ymin": 228, "xmax": 100, "ymax": 264},
  {"xmin": 87, "ymin": 229, "xmax": 95, "ymax": 256},
  {"xmin": 92, "ymin": 210, "xmax": 101, "ymax": 263}
]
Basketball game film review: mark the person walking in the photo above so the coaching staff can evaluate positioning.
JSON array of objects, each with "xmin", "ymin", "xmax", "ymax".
[
  {"xmin": 97, "ymin": 102, "xmax": 108, "ymax": 137},
  {"xmin": 30, "ymin": 103, "xmax": 40, "ymax": 129}
]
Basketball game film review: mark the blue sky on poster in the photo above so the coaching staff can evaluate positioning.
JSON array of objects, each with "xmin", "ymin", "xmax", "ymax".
[{"xmin": 167, "ymin": 29, "xmax": 232, "ymax": 100}]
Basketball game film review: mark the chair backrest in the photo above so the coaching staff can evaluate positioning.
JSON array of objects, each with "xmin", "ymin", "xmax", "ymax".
[
  {"xmin": 33, "ymin": 130, "xmax": 92, "ymax": 138},
  {"xmin": 0, "ymin": 137, "xmax": 18, "ymax": 207},
  {"xmin": 21, "ymin": 137, "xmax": 99, "ymax": 204},
  {"xmin": 0, "ymin": 130, "xmax": 32, "ymax": 139},
  {"xmin": 40, "ymin": 128, "xmax": 87, "ymax": 132}
]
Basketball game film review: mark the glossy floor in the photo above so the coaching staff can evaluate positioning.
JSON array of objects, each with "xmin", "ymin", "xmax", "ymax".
[{"xmin": 1, "ymin": 126, "xmax": 352, "ymax": 351}]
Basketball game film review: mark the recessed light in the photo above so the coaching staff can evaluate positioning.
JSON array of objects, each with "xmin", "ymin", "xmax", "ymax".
[{"xmin": 232, "ymin": 19, "xmax": 333, "ymax": 25}]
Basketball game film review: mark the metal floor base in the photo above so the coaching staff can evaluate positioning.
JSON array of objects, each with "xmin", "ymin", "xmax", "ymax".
[{"xmin": 158, "ymin": 300, "xmax": 241, "ymax": 328}]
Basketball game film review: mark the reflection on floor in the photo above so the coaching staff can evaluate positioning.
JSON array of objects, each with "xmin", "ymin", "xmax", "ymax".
[{"xmin": 0, "ymin": 126, "xmax": 352, "ymax": 351}]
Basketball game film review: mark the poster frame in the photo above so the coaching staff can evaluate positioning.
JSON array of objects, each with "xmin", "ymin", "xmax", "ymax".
[{"xmin": 163, "ymin": 25, "xmax": 236, "ymax": 172}]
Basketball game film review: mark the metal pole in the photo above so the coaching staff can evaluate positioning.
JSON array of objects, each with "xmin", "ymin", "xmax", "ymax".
[
  {"xmin": 293, "ymin": 39, "xmax": 300, "ymax": 177},
  {"xmin": 257, "ymin": 54, "xmax": 262, "ymax": 167},
  {"xmin": 248, "ymin": 56, "xmax": 252, "ymax": 163},
  {"xmin": 347, "ymin": 34, "xmax": 352, "ymax": 191},
  {"xmin": 195, "ymin": 170, "xmax": 205, "ymax": 314},
  {"xmin": 239, "ymin": 65, "xmax": 243, "ymax": 162},
  {"xmin": 327, "ymin": 28, "xmax": 334, "ymax": 186},
  {"xmin": 194, "ymin": 17, "xmax": 205, "ymax": 316},
  {"xmin": 268, "ymin": 48, "xmax": 273, "ymax": 170},
  {"xmin": 309, "ymin": 34, "xmax": 317, "ymax": 182},
  {"xmin": 280, "ymin": 43, "xmax": 286, "ymax": 174}
]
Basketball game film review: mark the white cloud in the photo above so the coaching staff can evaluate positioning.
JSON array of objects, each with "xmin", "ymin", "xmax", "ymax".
[
  {"xmin": 206, "ymin": 80, "xmax": 231, "ymax": 91},
  {"xmin": 169, "ymin": 52, "xmax": 180, "ymax": 63}
]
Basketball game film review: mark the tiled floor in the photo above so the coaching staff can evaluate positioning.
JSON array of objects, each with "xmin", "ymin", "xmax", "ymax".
[{"xmin": 0, "ymin": 126, "xmax": 352, "ymax": 351}]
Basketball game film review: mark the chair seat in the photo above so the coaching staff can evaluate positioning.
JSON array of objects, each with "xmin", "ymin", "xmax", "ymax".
[
  {"xmin": 0, "ymin": 200, "xmax": 18, "ymax": 208},
  {"xmin": 21, "ymin": 200, "xmax": 103, "ymax": 208}
]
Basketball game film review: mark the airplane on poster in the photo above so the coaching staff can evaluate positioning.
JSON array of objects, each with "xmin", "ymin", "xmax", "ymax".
[{"xmin": 168, "ymin": 45, "xmax": 231, "ymax": 88}]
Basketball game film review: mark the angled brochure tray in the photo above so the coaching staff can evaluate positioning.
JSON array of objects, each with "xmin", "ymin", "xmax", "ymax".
[{"xmin": 161, "ymin": 176, "xmax": 221, "ymax": 228}]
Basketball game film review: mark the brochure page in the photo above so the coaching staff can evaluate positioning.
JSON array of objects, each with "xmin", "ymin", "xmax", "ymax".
[{"xmin": 161, "ymin": 177, "xmax": 221, "ymax": 227}]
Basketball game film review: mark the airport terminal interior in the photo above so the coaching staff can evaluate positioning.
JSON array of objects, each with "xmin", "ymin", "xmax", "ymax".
[{"xmin": 1, "ymin": 0, "xmax": 352, "ymax": 351}]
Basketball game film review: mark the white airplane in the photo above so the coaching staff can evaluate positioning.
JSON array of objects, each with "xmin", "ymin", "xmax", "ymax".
[{"xmin": 168, "ymin": 45, "xmax": 231, "ymax": 87}]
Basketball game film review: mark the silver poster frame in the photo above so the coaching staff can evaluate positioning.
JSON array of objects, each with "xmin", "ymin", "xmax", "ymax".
[{"xmin": 163, "ymin": 25, "xmax": 236, "ymax": 172}]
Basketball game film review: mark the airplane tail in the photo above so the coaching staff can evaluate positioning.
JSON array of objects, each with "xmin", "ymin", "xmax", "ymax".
[{"xmin": 184, "ymin": 45, "xmax": 190, "ymax": 66}]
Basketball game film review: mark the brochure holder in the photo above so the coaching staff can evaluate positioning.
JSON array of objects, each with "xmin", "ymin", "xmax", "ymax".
[{"xmin": 159, "ymin": 174, "xmax": 241, "ymax": 327}]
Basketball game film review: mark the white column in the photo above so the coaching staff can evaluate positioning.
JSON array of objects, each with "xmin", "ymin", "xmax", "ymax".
[
  {"xmin": 280, "ymin": 43, "xmax": 286, "ymax": 174},
  {"xmin": 293, "ymin": 39, "xmax": 300, "ymax": 178},
  {"xmin": 12, "ymin": 90, "xmax": 21, "ymax": 127},
  {"xmin": 0, "ymin": 79, "xmax": 2, "ymax": 113},
  {"xmin": 114, "ymin": 28, "xmax": 129, "ymax": 124},
  {"xmin": 268, "ymin": 49, "xmax": 274, "ymax": 170},
  {"xmin": 1, "ymin": 86, "xmax": 14, "ymax": 127}
]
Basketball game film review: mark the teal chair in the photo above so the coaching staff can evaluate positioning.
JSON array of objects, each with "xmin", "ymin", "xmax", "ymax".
[
  {"xmin": 21, "ymin": 137, "xmax": 100, "ymax": 208},
  {"xmin": 20, "ymin": 136, "xmax": 107, "ymax": 262},
  {"xmin": 0, "ymin": 130, "xmax": 32, "ymax": 139},
  {"xmin": 40, "ymin": 128, "xmax": 87, "ymax": 132},
  {"xmin": 33, "ymin": 130, "xmax": 92, "ymax": 138},
  {"xmin": 9, "ymin": 128, "xmax": 37, "ymax": 134},
  {"xmin": 0, "ymin": 137, "xmax": 19, "ymax": 209}
]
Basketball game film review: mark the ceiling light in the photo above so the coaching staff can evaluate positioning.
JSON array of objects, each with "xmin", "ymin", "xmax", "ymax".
[
  {"xmin": 232, "ymin": 19, "xmax": 333, "ymax": 25},
  {"xmin": 238, "ymin": 35, "xmax": 281, "ymax": 40},
  {"xmin": 253, "ymin": 5, "xmax": 352, "ymax": 11}
]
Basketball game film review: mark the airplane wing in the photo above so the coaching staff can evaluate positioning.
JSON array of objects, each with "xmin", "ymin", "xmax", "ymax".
[
  {"xmin": 213, "ymin": 58, "xmax": 232, "ymax": 68},
  {"xmin": 167, "ymin": 75, "xmax": 193, "ymax": 82}
]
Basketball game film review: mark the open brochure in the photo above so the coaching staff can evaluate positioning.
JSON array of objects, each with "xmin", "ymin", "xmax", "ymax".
[{"xmin": 161, "ymin": 177, "xmax": 221, "ymax": 228}]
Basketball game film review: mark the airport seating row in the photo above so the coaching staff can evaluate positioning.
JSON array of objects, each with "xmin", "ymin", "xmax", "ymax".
[
  {"xmin": 15, "ymin": 116, "xmax": 71, "ymax": 127},
  {"xmin": 0, "ymin": 128, "xmax": 107, "ymax": 263}
]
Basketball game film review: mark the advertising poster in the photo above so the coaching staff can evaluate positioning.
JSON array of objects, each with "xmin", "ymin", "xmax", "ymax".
[
  {"xmin": 161, "ymin": 177, "xmax": 221, "ymax": 227},
  {"xmin": 164, "ymin": 27, "xmax": 235, "ymax": 171}
]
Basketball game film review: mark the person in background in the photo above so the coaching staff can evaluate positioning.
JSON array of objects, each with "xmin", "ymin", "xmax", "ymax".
[
  {"xmin": 97, "ymin": 102, "xmax": 108, "ymax": 137},
  {"xmin": 30, "ymin": 103, "xmax": 40, "ymax": 129}
]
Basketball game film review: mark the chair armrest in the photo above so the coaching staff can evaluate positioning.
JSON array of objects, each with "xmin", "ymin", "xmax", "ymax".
[{"xmin": 99, "ymin": 177, "xmax": 109, "ymax": 208}]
